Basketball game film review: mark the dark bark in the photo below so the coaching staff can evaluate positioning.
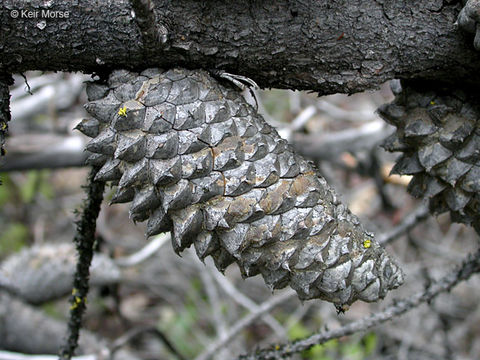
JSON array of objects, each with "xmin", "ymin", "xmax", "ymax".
[
  {"xmin": 0, "ymin": 0, "xmax": 478, "ymax": 95},
  {"xmin": 0, "ymin": 74, "xmax": 13, "ymax": 158},
  {"xmin": 59, "ymin": 166, "xmax": 105, "ymax": 360}
]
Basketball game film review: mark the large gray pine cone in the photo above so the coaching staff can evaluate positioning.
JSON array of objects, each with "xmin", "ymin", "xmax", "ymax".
[
  {"xmin": 0, "ymin": 243, "xmax": 121, "ymax": 304},
  {"xmin": 0, "ymin": 293, "xmax": 139, "ymax": 359},
  {"xmin": 77, "ymin": 68, "xmax": 403, "ymax": 307},
  {"xmin": 379, "ymin": 81, "xmax": 480, "ymax": 233}
]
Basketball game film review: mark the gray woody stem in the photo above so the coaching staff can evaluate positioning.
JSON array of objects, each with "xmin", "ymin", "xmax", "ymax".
[{"xmin": 237, "ymin": 247, "xmax": 480, "ymax": 360}]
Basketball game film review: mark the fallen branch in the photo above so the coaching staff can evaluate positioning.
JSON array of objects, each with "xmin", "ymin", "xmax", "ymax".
[
  {"xmin": 292, "ymin": 120, "xmax": 392, "ymax": 161},
  {"xmin": 115, "ymin": 233, "xmax": 170, "ymax": 267},
  {"xmin": 0, "ymin": 351, "xmax": 95, "ymax": 360}
]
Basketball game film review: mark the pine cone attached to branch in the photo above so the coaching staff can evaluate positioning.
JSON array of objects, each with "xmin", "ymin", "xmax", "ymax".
[
  {"xmin": 379, "ymin": 80, "xmax": 480, "ymax": 233},
  {"xmin": 77, "ymin": 68, "xmax": 403, "ymax": 307}
]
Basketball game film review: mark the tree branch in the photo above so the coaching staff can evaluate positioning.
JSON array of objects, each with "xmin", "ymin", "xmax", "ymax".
[
  {"xmin": 292, "ymin": 120, "xmax": 391, "ymax": 161},
  {"xmin": 378, "ymin": 205, "xmax": 431, "ymax": 246},
  {"xmin": 237, "ymin": 247, "xmax": 480, "ymax": 360},
  {"xmin": 0, "ymin": 73, "xmax": 13, "ymax": 159},
  {"xmin": 59, "ymin": 167, "xmax": 105, "ymax": 360},
  {"xmin": 0, "ymin": 1, "xmax": 478, "ymax": 94}
]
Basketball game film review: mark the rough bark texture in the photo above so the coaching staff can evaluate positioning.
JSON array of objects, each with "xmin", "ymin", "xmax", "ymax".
[
  {"xmin": 458, "ymin": 0, "xmax": 480, "ymax": 49},
  {"xmin": 77, "ymin": 67, "xmax": 404, "ymax": 307},
  {"xmin": 60, "ymin": 166, "xmax": 105, "ymax": 360},
  {"xmin": 0, "ymin": 74, "xmax": 13, "ymax": 157},
  {"xmin": 0, "ymin": 0, "xmax": 478, "ymax": 94}
]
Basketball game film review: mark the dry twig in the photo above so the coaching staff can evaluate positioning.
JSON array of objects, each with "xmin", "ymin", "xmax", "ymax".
[
  {"xmin": 59, "ymin": 167, "xmax": 105, "ymax": 360},
  {"xmin": 195, "ymin": 290, "xmax": 296, "ymax": 360},
  {"xmin": 378, "ymin": 205, "xmax": 430, "ymax": 246},
  {"xmin": 237, "ymin": 247, "xmax": 480, "ymax": 359}
]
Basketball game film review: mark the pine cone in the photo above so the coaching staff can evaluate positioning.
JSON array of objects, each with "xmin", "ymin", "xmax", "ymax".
[
  {"xmin": 457, "ymin": 0, "xmax": 480, "ymax": 50},
  {"xmin": 379, "ymin": 80, "xmax": 480, "ymax": 233},
  {"xmin": 77, "ymin": 68, "xmax": 403, "ymax": 307},
  {"xmin": 0, "ymin": 243, "xmax": 121, "ymax": 304}
]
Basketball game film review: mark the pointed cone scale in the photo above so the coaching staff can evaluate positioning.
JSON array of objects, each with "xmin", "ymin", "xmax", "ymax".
[
  {"xmin": 212, "ymin": 248, "xmax": 236, "ymax": 273},
  {"xmin": 110, "ymin": 186, "xmax": 135, "ymax": 205},
  {"xmin": 424, "ymin": 175, "xmax": 447, "ymax": 198},
  {"xmin": 432, "ymin": 157, "xmax": 472, "ymax": 186},
  {"xmin": 460, "ymin": 166, "xmax": 480, "ymax": 193},
  {"xmin": 75, "ymin": 118, "xmax": 100, "ymax": 138},
  {"xmin": 171, "ymin": 206, "xmax": 203, "ymax": 253},
  {"xmin": 129, "ymin": 187, "xmax": 161, "ymax": 221},
  {"xmin": 146, "ymin": 132, "xmax": 179, "ymax": 159},
  {"xmin": 194, "ymin": 231, "xmax": 220, "ymax": 260},
  {"xmin": 146, "ymin": 207, "xmax": 170, "ymax": 237},
  {"xmin": 180, "ymin": 148, "xmax": 214, "ymax": 180},
  {"xmin": 86, "ymin": 83, "xmax": 109, "ymax": 101},
  {"xmin": 456, "ymin": 134, "xmax": 480, "ymax": 161},
  {"xmin": 149, "ymin": 157, "xmax": 182, "ymax": 186},
  {"xmin": 84, "ymin": 92, "xmax": 121, "ymax": 123},
  {"xmin": 217, "ymin": 224, "xmax": 249, "ymax": 258},
  {"xmin": 381, "ymin": 132, "xmax": 409, "ymax": 152},
  {"xmin": 118, "ymin": 159, "xmax": 148, "ymax": 188},
  {"xmin": 377, "ymin": 103, "xmax": 406, "ymax": 126},
  {"xmin": 417, "ymin": 143, "xmax": 452, "ymax": 172},
  {"xmin": 445, "ymin": 187, "xmax": 471, "ymax": 212},
  {"xmin": 261, "ymin": 267, "xmax": 290, "ymax": 290},
  {"xmin": 391, "ymin": 154, "xmax": 424, "ymax": 175},
  {"xmin": 85, "ymin": 153, "xmax": 109, "ymax": 166},
  {"xmin": 86, "ymin": 128, "xmax": 117, "ymax": 155},
  {"xmin": 438, "ymin": 114, "xmax": 475, "ymax": 149},
  {"xmin": 162, "ymin": 179, "xmax": 194, "ymax": 211},
  {"xmin": 95, "ymin": 159, "xmax": 123, "ymax": 182},
  {"xmin": 114, "ymin": 133, "xmax": 146, "ymax": 162},
  {"xmin": 404, "ymin": 108, "xmax": 438, "ymax": 138},
  {"xmin": 112, "ymin": 100, "xmax": 146, "ymax": 131}
]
